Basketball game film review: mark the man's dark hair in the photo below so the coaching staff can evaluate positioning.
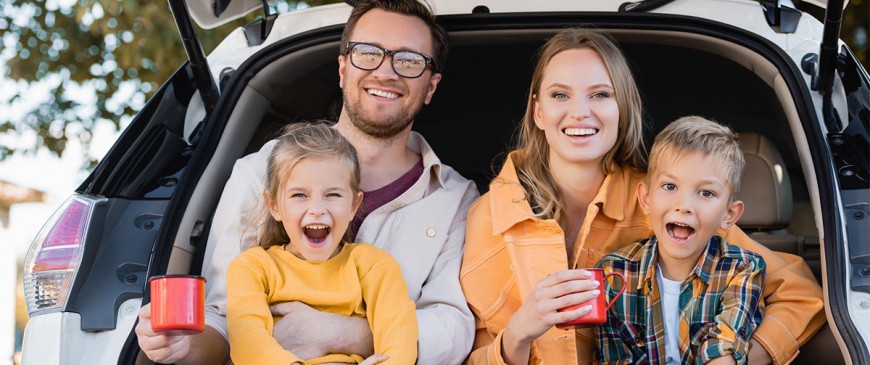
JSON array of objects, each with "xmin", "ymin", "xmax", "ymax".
[{"xmin": 340, "ymin": 0, "xmax": 448, "ymax": 72}]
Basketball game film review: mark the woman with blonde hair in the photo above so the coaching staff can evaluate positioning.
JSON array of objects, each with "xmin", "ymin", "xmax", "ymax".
[{"xmin": 460, "ymin": 28, "xmax": 824, "ymax": 364}]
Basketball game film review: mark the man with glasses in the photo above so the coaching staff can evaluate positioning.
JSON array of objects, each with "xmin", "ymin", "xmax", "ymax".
[
  {"xmin": 345, "ymin": 42, "xmax": 439, "ymax": 79},
  {"xmin": 135, "ymin": 0, "xmax": 478, "ymax": 364}
]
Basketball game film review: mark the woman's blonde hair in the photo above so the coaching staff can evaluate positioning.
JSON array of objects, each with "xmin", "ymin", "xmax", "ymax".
[
  {"xmin": 513, "ymin": 28, "xmax": 647, "ymax": 222},
  {"xmin": 258, "ymin": 122, "xmax": 361, "ymax": 249}
]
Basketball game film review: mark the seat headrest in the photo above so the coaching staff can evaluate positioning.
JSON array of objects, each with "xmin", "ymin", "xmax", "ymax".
[{"xmin": 736, "ymin": 132, "xmax": 793, "ymax": 230}]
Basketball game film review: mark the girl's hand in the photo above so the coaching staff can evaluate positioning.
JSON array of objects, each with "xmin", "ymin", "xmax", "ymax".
[
  {"xmin": 359, "ymin": 353, "xmax": 389, "ymax": 365},
  {"xmin": 506, "ymin": 269, "xmax": 601, "ymax": 344}
]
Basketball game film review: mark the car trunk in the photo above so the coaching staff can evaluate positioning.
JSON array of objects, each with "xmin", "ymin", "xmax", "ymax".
[{"xmin": 131, "ymin": 14, "xmax": 848, "ymax": 365}]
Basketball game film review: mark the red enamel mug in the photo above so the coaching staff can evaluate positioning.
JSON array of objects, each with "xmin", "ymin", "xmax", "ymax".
[
  {"xmin": 149, "ymin": 275, "xmax": 206, "ymax": 335},
  {"xmin": 557, "ymin": 269, "xmax": 626, "ymax": 327}
]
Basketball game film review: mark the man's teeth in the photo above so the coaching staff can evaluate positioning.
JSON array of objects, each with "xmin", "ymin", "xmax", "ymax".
[
  {"xmin": 367, "ymin": 89, "xmax": 399, "ymax": 99},
  {"xmin": 564, "ymin": 128, "xmax": 597, "ymax": 136}
]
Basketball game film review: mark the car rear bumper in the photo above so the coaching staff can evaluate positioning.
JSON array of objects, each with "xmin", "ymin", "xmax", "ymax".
[{"xmin": 21, "ymin": 299, "xmax": 141, "ymax": 365}]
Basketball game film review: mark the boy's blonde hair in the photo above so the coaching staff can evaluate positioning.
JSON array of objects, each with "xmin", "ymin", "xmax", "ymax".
[
  {"xmin": 259, "ymin": 122, "xmax": 361, "ymax": 249},
  {"xmin": 647, "ymin": 116, "xmax": 744, "ymax": 200}
]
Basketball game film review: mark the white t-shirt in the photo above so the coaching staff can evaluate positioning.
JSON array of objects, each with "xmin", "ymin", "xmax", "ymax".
[{"xmin": 657, "ymin": 265, "xmax": 683, "ymax": 365}]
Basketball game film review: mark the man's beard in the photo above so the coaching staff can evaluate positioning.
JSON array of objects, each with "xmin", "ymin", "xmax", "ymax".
[{"xmin": 343, "ymin": 87, "xmax": 424, "ymax": 139}]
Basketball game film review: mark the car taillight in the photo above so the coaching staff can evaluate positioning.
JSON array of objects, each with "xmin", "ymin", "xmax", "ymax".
[{"xmin": 23, "ymin": 195, "xmax": 96, "ymax": 316}]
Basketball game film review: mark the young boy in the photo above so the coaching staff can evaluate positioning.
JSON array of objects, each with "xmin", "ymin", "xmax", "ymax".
[{"xmin": 595, "ymin": 116, "xmax": 766, "ymax": 365}]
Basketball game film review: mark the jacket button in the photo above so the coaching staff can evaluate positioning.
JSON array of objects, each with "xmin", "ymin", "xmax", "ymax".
[{"xmin": 426, "ymin": 228, "xmax": 436, "ymax": 238}]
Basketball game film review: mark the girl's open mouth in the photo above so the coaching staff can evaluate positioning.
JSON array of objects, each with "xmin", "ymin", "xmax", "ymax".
[{"xmin": 303, "ymin": 224, "xmax": 331, "ymax": 245}]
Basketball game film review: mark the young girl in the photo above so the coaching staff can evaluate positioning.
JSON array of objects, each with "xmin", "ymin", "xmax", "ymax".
[
  {"xmin": 226, "ymin": 122, "xmax": 417, "ymax": 365},
  {"xmin": 459, "ymin": 28, "xmax": 823, "ymax": 365}
]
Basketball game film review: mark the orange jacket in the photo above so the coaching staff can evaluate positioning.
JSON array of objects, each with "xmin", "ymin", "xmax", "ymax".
[{"xmin": 460, "ymin": 153, "xmax": 824, "ymax": 365}]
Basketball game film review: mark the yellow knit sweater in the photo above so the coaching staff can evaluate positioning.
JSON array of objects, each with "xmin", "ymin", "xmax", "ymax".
[{"xmin": 227, "ymin": 243, "xmax": 418, "ymax": 364}]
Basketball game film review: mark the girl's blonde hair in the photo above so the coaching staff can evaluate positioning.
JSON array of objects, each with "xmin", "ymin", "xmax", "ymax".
[
  {"xmin": 258, "ymin": 122, "xmax": 361, "ymax": 249},
  {"xmin": 513, "ymin": 28, "xmax": 647, "ymax": 223}
]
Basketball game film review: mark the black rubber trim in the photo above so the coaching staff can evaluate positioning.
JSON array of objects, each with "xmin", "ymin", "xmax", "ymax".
[{"xmin": 81, "ymin": 64, "xmax": 195, "ymax": 198}]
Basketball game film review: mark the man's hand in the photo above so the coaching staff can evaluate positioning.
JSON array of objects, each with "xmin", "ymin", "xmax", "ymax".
[
  {"xmin": 359, "ymin": 354, "xmax": 389, "ymax": 365},
  {"xmin": 135, "ymin": 303, "xmax": 194, "ymax": 364},
  {"xmin": 270, "ymin": 301, "xmax": 375, "ymax": 360},
  {"xmin": 135, "ymin": 304, "xmax": 229, "ymax": 365}
]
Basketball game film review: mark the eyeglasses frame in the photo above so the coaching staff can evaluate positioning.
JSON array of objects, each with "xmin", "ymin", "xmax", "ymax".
[{"xmin": 344, "ymin": 42, "xmax": 439, "ymax": 78}]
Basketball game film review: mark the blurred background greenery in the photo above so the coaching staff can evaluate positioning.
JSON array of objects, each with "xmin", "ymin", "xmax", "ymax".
[
  {"xmin": 0, "ymin": 0, "xmax": 867, "ymax": 169},
  {"xmin": 0, "ymin": 0, "xmax": 342, "ymax": 168}
]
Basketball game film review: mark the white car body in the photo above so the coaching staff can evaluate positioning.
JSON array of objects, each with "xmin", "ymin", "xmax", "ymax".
[{"xmin": 21, "ymin": 0, "xmax": 867, "ymax": 364}]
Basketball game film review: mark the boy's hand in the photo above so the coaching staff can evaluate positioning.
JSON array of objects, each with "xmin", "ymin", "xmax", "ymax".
[{"xmin": 135, "ymin": 303, "xmax": 193, "ymax": 364}]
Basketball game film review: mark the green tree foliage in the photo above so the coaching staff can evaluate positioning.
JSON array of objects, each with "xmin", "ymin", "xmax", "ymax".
[
  {"xmin": 1, "ymin": 0, "xmax": 338, "ymax": 166},
  {"xmin": 800, "ymin": 0, "xmax": 869, "ymax": 69},
  {"xmin": 842, "ymin": 0, "xmax": 869, "ymax": 68},
  {"xmin": 1, "ymin": 0, "xmax": 866, "ymax": 167}
]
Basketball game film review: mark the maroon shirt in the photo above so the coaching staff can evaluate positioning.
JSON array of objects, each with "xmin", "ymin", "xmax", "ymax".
[{"xmin": 350, "ymin": 159, "xmax": 424, "ymax": 238}]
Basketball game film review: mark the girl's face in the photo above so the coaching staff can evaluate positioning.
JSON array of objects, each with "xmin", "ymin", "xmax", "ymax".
[
  {"xmin": 267, "ymin": 157, "xmax": 362, "ymax": 263},
  {"xmin": 533, "ymin": 48, "xmax": 620, "ymax": 169}
]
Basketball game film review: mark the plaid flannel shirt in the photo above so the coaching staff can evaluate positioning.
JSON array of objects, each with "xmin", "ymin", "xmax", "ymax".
[{"xmin": 595, "ymin": 235, "xmax": 766, "ymax": 365}]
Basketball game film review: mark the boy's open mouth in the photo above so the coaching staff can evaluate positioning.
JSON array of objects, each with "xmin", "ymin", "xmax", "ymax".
[
  {"xmin": 303, "ymin": 224, "xmax": 331, "ymax": 244},
  {"xmin": 666, "ymin": 222, "xmax": 695, "ymax": 241}
]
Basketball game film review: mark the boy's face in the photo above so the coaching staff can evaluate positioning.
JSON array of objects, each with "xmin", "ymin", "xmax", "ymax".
[{"xmin": 638, "ymin": 151, "xmax": 744, "ymax": 277}]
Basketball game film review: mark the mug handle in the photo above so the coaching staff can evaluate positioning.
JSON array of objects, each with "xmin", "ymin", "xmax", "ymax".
[{"xmin": 602, "ymin": 272, "xmax": 627, "ymax": 311}]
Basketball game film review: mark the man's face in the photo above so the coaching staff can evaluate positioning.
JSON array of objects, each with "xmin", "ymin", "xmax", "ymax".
[{"xmin": 338, "ymin": 9, "xmax": 442, "ymax": 139}]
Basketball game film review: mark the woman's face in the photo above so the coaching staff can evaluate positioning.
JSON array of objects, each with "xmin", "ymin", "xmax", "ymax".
[{"xmin": 533, "ymin": 48, "xmax": 620, "ymax": 169}]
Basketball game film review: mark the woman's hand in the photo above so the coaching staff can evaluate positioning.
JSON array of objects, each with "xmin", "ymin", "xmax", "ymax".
[
  {"xmin": 501, "ymin": 269, "xmax": 600, "ymax": 364},
  {"xmin": 706, "ymin": 355, "xmax": 737, "ymax": 365}
]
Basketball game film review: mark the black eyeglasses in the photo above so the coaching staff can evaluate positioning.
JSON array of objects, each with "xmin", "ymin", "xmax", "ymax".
[{"xmin": 344, "ymin": 42, "xmax": 439, "ymax": 78}]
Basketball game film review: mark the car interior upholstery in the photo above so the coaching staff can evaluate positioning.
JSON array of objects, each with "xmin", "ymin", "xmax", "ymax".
[
  {"xmin": 163, "ymin": 28, "xmax": 843, "ymax": 363},
  {"xmin": 737, "ymin": 132, "xmax": 823, "ymax": 283}
]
